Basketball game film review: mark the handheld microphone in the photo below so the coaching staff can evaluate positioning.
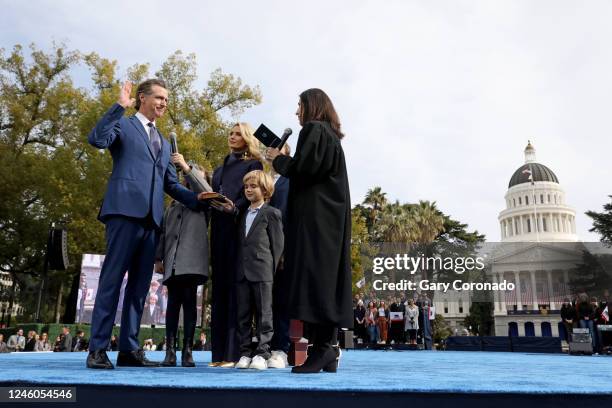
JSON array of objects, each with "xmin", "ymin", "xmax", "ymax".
[
  {"xmin": 170, "ymin": 132, "xmax": 179, "ymax": 154},
  {"xmin": 169, "ymin": 132, "xmax": 180, "ymax": 172},
  {"xmin": 276, "ymin": 128, "xmax": 292, "ymax": 150}
]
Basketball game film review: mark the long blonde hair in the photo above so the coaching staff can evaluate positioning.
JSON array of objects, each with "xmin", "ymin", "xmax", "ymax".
[{"xmin": 232, "ymin": 122, "xmax": 262, "ymax": 162}]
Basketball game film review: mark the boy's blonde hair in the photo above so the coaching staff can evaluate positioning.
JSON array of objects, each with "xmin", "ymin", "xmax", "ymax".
[{"xmin": 243, "ymin": 170, "xmax": 275, "ymax": 201}]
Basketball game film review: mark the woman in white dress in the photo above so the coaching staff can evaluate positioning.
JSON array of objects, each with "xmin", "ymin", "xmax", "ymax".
[{"xmin": 404, "ymin": 299, "xmax": 419, "ymax": 345}]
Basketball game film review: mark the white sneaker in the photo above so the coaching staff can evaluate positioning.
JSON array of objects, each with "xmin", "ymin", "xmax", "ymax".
[
  {"xmin": 249, "ymin": 355, "xmax": 268, "ymax": 370},
  {"xmin": 267, "ymin": 350, "xmax": 288, "ymax": 369},
  {"xmin": 235, "ymin": 356, "xmax": 252, "ymax": 369}
]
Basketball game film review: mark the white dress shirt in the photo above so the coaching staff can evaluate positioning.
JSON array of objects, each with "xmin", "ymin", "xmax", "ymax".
[
  {"xmin": 135, "ymin": 112, "xmax": 155, "ymax": 137},
  {"xmin": 245, "ymin": 202, "xmax": 264, "ymax": 236}
]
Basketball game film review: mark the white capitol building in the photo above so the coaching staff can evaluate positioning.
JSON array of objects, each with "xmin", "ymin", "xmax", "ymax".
[
  {"xmin": 437, "ymin": 142, "xmax": 582, "ymax": 338},
  {"xmin": 498, "ymin": 141, "xmax": 578, "ymax": 242},
  {"xmin": 490, "ymin": 142, "xmax": 581, "ymax": 337}
]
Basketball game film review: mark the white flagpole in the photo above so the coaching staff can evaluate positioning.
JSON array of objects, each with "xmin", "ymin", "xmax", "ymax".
[{"xmin": 530, "ymin": 164, "xmax": 539, "ymax": 242}]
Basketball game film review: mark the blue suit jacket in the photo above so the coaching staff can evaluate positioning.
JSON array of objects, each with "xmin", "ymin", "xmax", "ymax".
[{"xmin": 88, "ymin": 103, "xmax": 198, "ymax": 228}]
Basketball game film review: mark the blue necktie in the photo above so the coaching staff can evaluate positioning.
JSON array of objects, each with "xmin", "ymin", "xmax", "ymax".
[{"xmin": 147, "ymin": 122, "xmax": 161, "ymax": 158}]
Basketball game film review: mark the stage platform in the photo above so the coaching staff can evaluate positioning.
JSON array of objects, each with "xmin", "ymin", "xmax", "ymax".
[{"xmin": 1, "ymin": 350, "xmax": 611, "ymax": 407}]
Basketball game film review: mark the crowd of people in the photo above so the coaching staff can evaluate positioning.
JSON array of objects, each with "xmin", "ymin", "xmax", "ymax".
[
  {"xmin": 560, "ymin": 291, "xmax": 611, "ymax": 353},
  {"xmin": 0, "ymin": 327, "xmax": 89, "ymax": 353},
  {"xmin": 353, "ymin": 292, "xmax": 434, "ymax": 347},
  {"xmin": 0, "ymin": 327, "xmax": 210, "ymax": 354},
  {"xmin": 84, "ymin": 79, "xmax": 351, "ymax": 374}
]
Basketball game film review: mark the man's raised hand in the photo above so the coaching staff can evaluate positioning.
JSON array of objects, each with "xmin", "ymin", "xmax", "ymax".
[{"xmin": 118, "ymin": 81, "xmax": 136, "ymax": 108}]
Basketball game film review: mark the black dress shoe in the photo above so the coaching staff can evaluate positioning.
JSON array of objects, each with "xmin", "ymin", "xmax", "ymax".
[
  {"xmin": 116, "ymin": 349, "xmax": 161, "ymax": 367},
  {"xmin": 86, "ymin": 350, "xmax": 114, "ymax": 369}
]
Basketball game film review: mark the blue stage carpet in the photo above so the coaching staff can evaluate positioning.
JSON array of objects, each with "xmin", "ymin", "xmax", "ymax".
[{"xmin": 1, "ymin": 350, "xmax": 611, "ymax": 395}]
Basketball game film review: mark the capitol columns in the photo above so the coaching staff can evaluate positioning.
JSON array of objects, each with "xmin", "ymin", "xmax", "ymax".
[
  {"xmin": 491, "ymin": 272, "xmax": 500, "ymax": 313},
  {"xmin": 514, "ymin": 271, "xmax": 522, "ymax": 311},
  {"xmin": 546, "ymin": 270, "xmax": 556, "ymax": 310},
  {"xmin": 548, "ymin": 213, "xmax": 554, "ymax": 234},
  {"xmin": 530, "ymin": 270, "xmax": 538, "ymax": 311},
  {"xmin": 498, "ymin": 272, "xmax": 507, "ymax": 314}
]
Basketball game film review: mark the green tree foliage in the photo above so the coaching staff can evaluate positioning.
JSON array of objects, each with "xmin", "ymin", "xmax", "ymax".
[
  {"xmin": 463, "ymin": 299, "xmax": 494, "ymax": 336},
  {"xmin": 586, "ymin": 195, "xmax": 612, "ymax": 246},
  {"xmin": 352, "ymin": 187, "xmax": 485, "ymax": 300},
  {"xmin": 432, "ymin": 313, "xmax": 453, "ymax": 343},
  {"xmin": 350, "ymin": 209, "xmax": 368, "ymax": 288},
  {"xmin": 0, "ymin": 43, "xmax": 261, "ymax": 323},
  {"xmin": 570, "ymin": 250, "xmax": 612, "ymax": 297}
]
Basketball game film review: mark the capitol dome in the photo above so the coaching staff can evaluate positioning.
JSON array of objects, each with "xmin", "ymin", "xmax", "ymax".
[
  {"xmin": 498, "ymin": 142, "xmax": 577, "ymax": 242},
  {"xmin": 508, "ymin": 163, "xmax": 559, "ymax": 188}
]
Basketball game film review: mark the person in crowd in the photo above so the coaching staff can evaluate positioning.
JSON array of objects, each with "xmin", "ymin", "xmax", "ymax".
[
  {"xmin": 377, "ymin": 300, "xmax": 390, "ymax": 344},
  {"xmin": 77, "ymin": 274, "xmax": 87, "ymax": 323},
  {"xmin": 86, "ymin": 79, "xmax": 202, "ymax": 370},
  {"xmin": 107, "ymin": 335, "xmax": 119, "ymax": 352},
  {"xmin": 58, "ymin": 326, "xmax": 73, "ymax": 352},
  {"xmin": 419, "ymin": 295, "xmax": 434, "ymax": 349},
  {"xmin": 0, "ymin": 334, "xmax": 8, "ymax": 353},
  {"xmin": 72, "ymin": 330, "xmax": 87, "ymax": 352},
  {"xmin": 365, "ymin": 301, "xmax": 378, "ymax": 344},
  {"xmin": 598, "ymin": 290, "xmax": 611, "ymax": 352},
  {"xmin": 576, "ymin": 293, "xmax": 596, "ymax": 350},
  {"xmin": 141, "ymin": 294, "xmax": 162, "ymax": 326},
  {"xmin": 267, "ymin": 144, "xmax": 292, "ymax": 369},
  {"xmin": 234, "ymin": 170, "xmax": 284, "ymax": 371},
  {"xmin": 155, "ymin": 156, "xmax": 211, "ymax": 368},
  {"xmin": 142, "ymin": 339, "xmax": 156, "ymax": 351},
  {"xmin": 389, "ymin": 297, "xmax": 406, "ymax": 344},
  {"xmin": 560, "ymin": 298, "xmax": 576, "ymax": 342},
  {"xmin": 405, "ymin": 298, "xmax": 419, "ymax": 345},
  {"xmin": 267, "ymin": 88, "xmax": 352, "ymax": 374},
  {"xmin": 592, "ymin": 296, "xmax": 603, "ymax": 352},
  {"xmin": 209, "ymin": 123, "xmax": 263, "ymax": 368},
  {"xmin": 35, "ymin": 332, "xmax": 52, "ymax": 352},
  {"xmin": 24, "ymin": 330, "xmax": 37, "ymax": 352},
  {"xmin": 159, "ymin": 286, "xmax": 169, "ymax": 321},
  {"xmin": 354, "ymin": 300, "xmax": 367, "ymax": 343},
  {"xmin": 7, "ymin": 328, "xmax": 25, "ymax": 352},
  {"xmin": 53, "ymin": 335, "xmax": 62, "ymax": 352},
  {"xmin": 194, "ymin": 332, "xmax": 211, "ymax": 351}
]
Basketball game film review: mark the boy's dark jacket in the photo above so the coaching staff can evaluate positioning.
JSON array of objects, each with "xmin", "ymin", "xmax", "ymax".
[{"xmin": 237, "ymin": 203, "xmax": 284, "ymax": 282}]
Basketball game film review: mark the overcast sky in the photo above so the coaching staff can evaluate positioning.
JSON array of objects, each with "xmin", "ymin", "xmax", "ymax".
[{"xmin": 2, "ymin": 0, "xmax": 610, "ymax": 242}]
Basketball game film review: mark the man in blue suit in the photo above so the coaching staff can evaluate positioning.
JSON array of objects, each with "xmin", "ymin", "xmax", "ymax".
[{"xmin": 86, "ymin": 79, "xmax": 200, "ymax": 369}]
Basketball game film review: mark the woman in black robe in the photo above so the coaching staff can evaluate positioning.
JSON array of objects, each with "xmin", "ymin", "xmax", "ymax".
[
  {"xmin": 267, "ymin": 88, "xmax": 352, "ymax": 373},
  {"xmin": 209, "ymin": 123, "xmax": 263, "ymax": 366}
]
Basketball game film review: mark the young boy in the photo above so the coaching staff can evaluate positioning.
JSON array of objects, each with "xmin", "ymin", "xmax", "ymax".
[{"xmin": 235, "ymin": 170, "xmax": 284, "ymax": 370}]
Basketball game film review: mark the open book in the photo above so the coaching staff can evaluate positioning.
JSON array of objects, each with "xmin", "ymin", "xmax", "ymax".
[{"xmin": 197, "ymin": 192, "xmax": 229, "ymax": 205}]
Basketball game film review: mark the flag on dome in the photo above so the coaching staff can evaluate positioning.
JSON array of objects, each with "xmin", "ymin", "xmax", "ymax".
[{"xmin": 522, "ymin": 167, "xmax": 534, "ymax": 184}]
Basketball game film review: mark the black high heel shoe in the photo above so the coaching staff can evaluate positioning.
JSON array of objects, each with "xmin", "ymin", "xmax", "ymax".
[
  {"xmin": 291, "ymin": 346, "xmax": 336, "ymax": 374},
  {"xmin": 322, "ymin": 345, "xmax": 341, "ymax": 373}
]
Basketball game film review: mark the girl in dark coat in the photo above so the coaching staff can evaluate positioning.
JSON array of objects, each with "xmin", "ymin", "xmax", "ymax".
[
  {"xmin": 267, "ymin": 88, "xmax": 352, "ymax": 373},
  {"xmin": 155, "ymin": 155, "xmax": 211, "ymax": 367},
  {"xmin": 209, "ymin": 123, "xmax": 263, "ymax": 366}
]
